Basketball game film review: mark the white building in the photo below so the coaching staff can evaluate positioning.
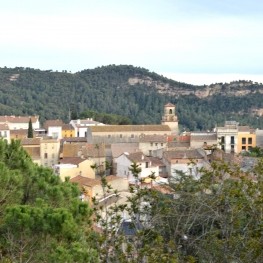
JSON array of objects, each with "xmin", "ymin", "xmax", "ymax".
[
  {"xmin": 162, "ymin": 149, "xmax": 207, "ymax": 179},
  {"xmin": 115, "ymin": 152, "xmax": 160, "ymax": 184},
  {"xmin": 216, "ymin": 121, "xmax": 238, "ymax": 154},
  {"xmin": 70, "ymin": 118, "xmax": 105, "ymax": 137},
  {"xmin": 0, "ymin": 115, "xmax": 40, "ymax": 130},
  {"xmin": 0, "ymin": 123, "xmax": 11, "ymax": 143}
]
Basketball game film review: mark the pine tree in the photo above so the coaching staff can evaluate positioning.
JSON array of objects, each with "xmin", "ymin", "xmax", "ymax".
[{"xmin": 27, "ymin": 118, "xmax": 33, "ymax": 138}]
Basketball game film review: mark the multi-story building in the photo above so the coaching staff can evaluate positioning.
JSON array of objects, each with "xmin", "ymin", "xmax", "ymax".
[
  {"xmin": 40, "ymin": 139, "xmax": 60, "ymax": 167},
  {"xmin": 237, "ymin": 126, "xmax": 256, "ymax": 153},
  {"xmin": 216, "ymin": 121, "xmax": 239, "ymax": 153}
]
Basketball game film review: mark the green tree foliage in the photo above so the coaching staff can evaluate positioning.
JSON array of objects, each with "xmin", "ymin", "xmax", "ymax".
[
  {"xmin": 1, "ymin": 65, "xmax": 263, "ymax": 129},
  {"xmin": 0, "ymin": 139, "xmax": 98, "ymax": 262},
  {"xmin": 80, "ymin": 109, "xmax": 132, "ymax": 125},
  {"xmin": 92, "ymin": 159, "xmax": 263, "ymax": 263},
  {"xmin": 27, "ymin": 118, "xmax": 33, "ymax": 138}
]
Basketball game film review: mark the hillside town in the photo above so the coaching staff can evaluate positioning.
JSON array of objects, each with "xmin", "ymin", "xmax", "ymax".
[{"xmin": 0, "ymin": 103, "xmax": 262, "ymax": 202}]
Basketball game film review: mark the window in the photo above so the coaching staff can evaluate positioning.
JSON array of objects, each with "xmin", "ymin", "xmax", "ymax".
[
  {"xmin": 146, "ymin": 162, "xmax": 149, "ymax": 168},
  {"xmin": 131, "ymin": 134, "xmax": 134, "ymax": 138},
  {"xmin": 161, "ymin": 143, "xmax": 163, "ymax": 146},
  {"xmin": 248, "ymin": 138, "xmax": 252, "ymax": 144},
  {"xmin": 120, "ymin": 134, "xmax": 122, "ymax": 138},
  {"xmin": 231, "ymin": 145, "xmax": 235, "ymax": 153},
  {"xmin": 150, "ymin": 143, "xmax": 153, "ymax": 146},
  {"xmin": 221, "ymin": 145, "xmax": 225, "ymax": 151},
  {"xmin": 149, "ymin": 150, "xmax": 152, "ymax": 156},
  {"xmin": 231, "ymin": 136, "xmax": 235, "ymax": 144},
  {"xmin": 44, "ymin": 153, "xmax": 48, "ymax": 159},
  {"xmin": 169, "ymin": 109, "xmax": 172, "ymax": 114},
  {"xmin": 155, "ymin": 143, "xmax": 158, "ymax": 146},
  {"xmin": 242, "ymin": 137, "xmax": 246, "ymax": 144},
  {"xmin": 248, "ymin": 146, "xmax": 252, "ymax": 151},
  {"xmin": 242, "ymin": 146, "xmax": 246, "ymax": 151},
  {"xmin": 108, "ymin": 134, "xmax": 111, "ymax": 138},
  {"xmin": 221, "ymin": 136, "xmax": 225, "ymax": 144}
]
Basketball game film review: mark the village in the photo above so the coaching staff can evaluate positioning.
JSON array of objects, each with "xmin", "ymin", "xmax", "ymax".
[{"xmin": 0, "ymin": 103, "xmax": 262, "ymax": 204}]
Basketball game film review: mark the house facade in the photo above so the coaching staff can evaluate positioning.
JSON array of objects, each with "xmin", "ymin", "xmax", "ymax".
[
  {"xmin": 162, "ymin": 149, "xmax": 207, "ymax": 179},
  {"xmin": 54, "ymin": 157, "xmax": 95, "ymax": 181},
  {"xmin": 115, "ymin": 152, "xmax": 159, "ymax": 184},
  {"xmin": 21, "ymin": 138, "xmax": 41, "ymax": 165},
  {"xmin": 87, "ymin": 125, "xmax": 171, "ymax": 144},
  {"xmin": 216, "ymin": 121, "xmax": 239, "ymax": 154},
  {"xmin": 0, "ymin": 124, "xmax": 10, "ymax": 143},
  {"xmin": 43, "ymin": 119, "xmax": 64, "ymax": 139},
  {"xmin": 40, "ymin": 139, "xmax": 60, "ymax": 167},
  {"xmin": 0, "ymin": 115, "xmax": 40, "ymax": 130},
  {"xmin": 138, "ymin": 134, "xmax": 167, "ymax": 158},
  {"xmin": 237, "ymin": 126, "xmax": 256, "ymax": 153}
]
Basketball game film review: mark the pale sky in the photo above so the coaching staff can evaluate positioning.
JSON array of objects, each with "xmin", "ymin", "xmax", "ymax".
[{"xmin": 1, "ymin": 0, "xmax": 263, "ymax": 85}]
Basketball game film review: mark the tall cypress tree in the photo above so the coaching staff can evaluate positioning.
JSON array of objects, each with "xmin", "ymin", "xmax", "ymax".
[{"xmin": 27, "ymin": 118, "xmax": 33, "ymax": 138}]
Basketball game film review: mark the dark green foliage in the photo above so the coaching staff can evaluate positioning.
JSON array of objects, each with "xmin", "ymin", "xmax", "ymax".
[
  {"xmin": 27, "ymin": 118, "xmax": 33, "ymax": 138},
  {"xmin": 0, "ymin": 139, "xmax": 98, "ymax": 262},
  {"xmin": 1, "ymin": 65, "xmax": 263, "ymax": 129},
  {"xmin": 80, "ymin": 109, "xmax": 132, "ymax": 125}
]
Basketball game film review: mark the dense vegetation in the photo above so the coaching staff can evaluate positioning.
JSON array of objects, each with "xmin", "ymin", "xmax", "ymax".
[
  {"xmin": 0, "ymin": 139, "xmax": 98, "ymax": 262},
  {"xmin": 1, "ymin": 65, "xmax": 263, "ymax": 130},
  {"xmin": 1, "ymin": 140, "xmax": 263, "ymax": 262}
]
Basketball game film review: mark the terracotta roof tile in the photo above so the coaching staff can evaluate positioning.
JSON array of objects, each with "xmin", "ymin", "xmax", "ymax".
[
  {"xmin": 59, "ymin": 157, "xmax": 86, "ymax": 165},
  {"xmin": 70, "ymin": 175, "xmax": 120, "ymax": 187},
  {"xmin": 43, "ymin": 119, "xmax": 64, "ymax": 129},
  {"xmin": 89, "ymin": 125, "xmax": 171, "ymax": 133},
  {"xmin": 238, "ymin": 126, "xmax": 251, "ymax": 132},
  {"xmin": 21, "ymin": 138, "xmax": 41, "ymax": 145},
  {"xmin": 62, "ymin": 124, "xmax": 74, "ymax": 130},
  {"xmin": 139, "ymin": 134, "xmax": 167, "ymax": 143},
  {"xmin": 147, "ymin": 157, "xmax": 165, "ymax": 167},
  {"xmin": 163, "ymin": 149, "xmax": 205, "ymax": 161},
  {"xmin": 0, "ymin": 116, "xmax": 39, "ymax": 123},
  {"xmin": 70, "ymin": 175, "xmax": 101, "ymax": 187},
  {"xmin": 111, "ymin": 143, "xmax": 139, "ymax": 158},
  {"xmin": 0, "ymin": 123, "xmax": 9, "ymax": 130},
  {"xmin": 61, "ymin": 137, "xmax": 87, "ymax": 143},
  {"xmin": 125, "ymin": 152, "xmax": 151, "ymax": 163}
]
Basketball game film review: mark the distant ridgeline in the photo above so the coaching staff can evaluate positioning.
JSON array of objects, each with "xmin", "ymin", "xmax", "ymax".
[{"xmin": 1, "ymin": 65, "xmax": 263, "ymax": 130}]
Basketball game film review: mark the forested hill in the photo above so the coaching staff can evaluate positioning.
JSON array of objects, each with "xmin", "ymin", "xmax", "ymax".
[{"xmin": 1, "ymin": 65, "xmax": 263, "ymax": 130}]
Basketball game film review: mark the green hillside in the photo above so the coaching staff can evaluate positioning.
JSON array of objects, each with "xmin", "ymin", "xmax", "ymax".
[{"xmin": 1, "ymin": 65, "xmax": 263, "ymax": 131}]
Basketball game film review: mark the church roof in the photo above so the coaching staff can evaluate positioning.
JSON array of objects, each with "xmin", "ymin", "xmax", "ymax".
[{"xmin": 88, "ymin": 125, "xmax": 171, "ymax": 133}]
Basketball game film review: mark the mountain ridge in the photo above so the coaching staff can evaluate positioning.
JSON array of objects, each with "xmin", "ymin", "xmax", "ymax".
[{"xmin": 0, "ymin": 65, "xmax": 263, "ymax": 130}]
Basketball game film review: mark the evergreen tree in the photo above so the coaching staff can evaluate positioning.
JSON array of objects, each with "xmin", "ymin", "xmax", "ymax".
[{"xmin": 27, "ymin": 118, "xmax": 33, "ymax": 138}]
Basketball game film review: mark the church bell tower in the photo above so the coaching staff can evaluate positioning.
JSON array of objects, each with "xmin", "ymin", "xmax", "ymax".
[{"xmin": 161, "ymin": 103, "xmax": 179, "ymax": 134}]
